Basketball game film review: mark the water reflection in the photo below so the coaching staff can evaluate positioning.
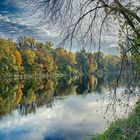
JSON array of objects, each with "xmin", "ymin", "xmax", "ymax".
[
  {"xmin": 0, "ymin": 75, "xmax": 139, "ymax": 140},
  {"xmin": 0, "ymin": 76, "xmax": 98, "ymax": 116}
]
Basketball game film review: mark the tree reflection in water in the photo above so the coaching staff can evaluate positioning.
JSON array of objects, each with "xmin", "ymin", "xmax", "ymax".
[{"xmin": 0, "ymin": 74, "xmax": 139, "ymax": 117}]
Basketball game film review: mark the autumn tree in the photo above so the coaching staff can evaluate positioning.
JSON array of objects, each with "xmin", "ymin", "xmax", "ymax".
[
  {"xmin": 14, "ymin": 50, "xmax": 23, "ymax": 74},
  {"xmin": 35, "ymin": 42, "xmax": 57, "ymax": 74},
  {"xmin": 22, "ymin": 49, "xmax": 37, "ymax": 74},
  {"xmin": 54, "ymin": 48, "xmax": 77, "ymax": 74},
  {"xmin": 76, "ymin": 49, "xmax": 97, "ymax": 74},
  {"xmin": 0, "ymin": 37, "xmax": 18, "ymax": 76}
]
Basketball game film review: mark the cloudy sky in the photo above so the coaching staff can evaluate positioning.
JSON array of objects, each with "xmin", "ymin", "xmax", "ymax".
[
  {"xmin": 0, "ymin": 0, "xmax": 59, "ymax": 41},
  {"xmin": 0, "ymin": 0, "xmax": 119, "ymax": 54}
]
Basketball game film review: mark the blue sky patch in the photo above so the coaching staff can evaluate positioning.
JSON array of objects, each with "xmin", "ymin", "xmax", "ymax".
[{"xmin": 0, "ymin": 0, "xmax": 55, "ymax": 42}]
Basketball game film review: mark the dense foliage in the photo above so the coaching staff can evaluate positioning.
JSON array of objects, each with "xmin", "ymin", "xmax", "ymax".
[{"xmin": 0, "ymin": 36, "xmax": 121, "ymax": 77}]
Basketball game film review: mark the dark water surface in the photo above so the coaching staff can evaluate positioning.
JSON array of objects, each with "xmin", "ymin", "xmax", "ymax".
[{"xmin": 0, "ymin": 76, "xmax": 139, "ymax": 140}]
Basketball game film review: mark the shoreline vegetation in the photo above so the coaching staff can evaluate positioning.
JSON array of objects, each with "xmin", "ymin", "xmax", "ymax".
[
  {"xmin": 0, "ymin": 73, "xmax": 76, "ymax": 79},
  {"xmin": 0, "ymin": 36, "xmax": 122, "ymax": 79},
  {"xmin": 92, "ymin": 100, "xmax": 140, "ymax": 140}
]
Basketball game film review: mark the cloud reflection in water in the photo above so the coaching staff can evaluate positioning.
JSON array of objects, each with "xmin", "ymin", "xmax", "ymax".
[{"xmin": 0, "ymin": 88, "xmax": 138, "ymax": 140}]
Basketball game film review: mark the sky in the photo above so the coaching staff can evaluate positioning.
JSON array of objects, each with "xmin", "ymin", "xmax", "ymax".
[
  {"xmin": 0, "ymin": 0, "xmax": 58, "ymax": 41},
  {"xmin": 0, "ymin": 0, "xmax": 119, "ymax": 54}
]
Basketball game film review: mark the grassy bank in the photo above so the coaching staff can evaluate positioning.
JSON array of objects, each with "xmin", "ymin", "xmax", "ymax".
[{"xmin": 93, "ymin": 100, "xmax": 140, "ymax": 140}]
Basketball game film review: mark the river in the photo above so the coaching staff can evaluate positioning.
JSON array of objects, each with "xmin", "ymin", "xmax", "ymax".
[{"xmin": 0, "ymin": 75, "xmax": 139, "ymax": 140}]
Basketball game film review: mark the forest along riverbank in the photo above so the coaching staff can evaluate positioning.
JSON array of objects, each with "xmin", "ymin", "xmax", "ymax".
[{"xmin": 0, "ymin": 36, "xmax": 123, "ymax": 79}]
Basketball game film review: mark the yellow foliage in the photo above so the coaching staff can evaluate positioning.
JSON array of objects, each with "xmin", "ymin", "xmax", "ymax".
[
  {"xmin": 15, "ymin": 85, "xmax": 23, "ymax": 104},
  {"xmin": 67, "ymin": 52, "xmax": 76, "ymax": 64},
  {"xmin": 89, "ymin": 76, "xmax": 96, "ymax": 90},
  {"xmin": 45, "ymin": 55, "xmax": 56, "ymax": 72},
  {"xmin": 14, "ymin": 50, "xmax": 22, "ymax": 68},
  {"xmin": 25, "ymin": 49, "xmax": 36, "ymax": 64}
]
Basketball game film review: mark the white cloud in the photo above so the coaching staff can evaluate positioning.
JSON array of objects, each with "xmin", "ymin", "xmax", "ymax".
[{"xmin": 0, "ymin": 87, "xmax": 138, "ymax": 140}]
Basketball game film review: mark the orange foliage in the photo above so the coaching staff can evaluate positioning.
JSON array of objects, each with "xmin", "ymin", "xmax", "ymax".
[
  {"xmin": 14, "ymin": 50, "xmax": 22, "ymax": 67},
  {"xmin": 15, "ymin": 85, "xmax": 23, "ymax": 104},
  {"xmin": 89, "ymin": 76, "xmax": 96, "ymax": 90}
]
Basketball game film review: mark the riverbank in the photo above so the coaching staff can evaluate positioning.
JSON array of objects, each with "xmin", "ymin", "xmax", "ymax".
[
  {"xmin": 0, "ymin": 73, "xmax": 81, "ymax": 79},
  {"xmin": 92, "ymin": 100, "xmax": 140, "ymax": 140}
]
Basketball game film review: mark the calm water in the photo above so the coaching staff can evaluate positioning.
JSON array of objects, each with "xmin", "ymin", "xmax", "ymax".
[{"xmin": 0, "ymin": 76, "xmax": 139, "ymax": 140}]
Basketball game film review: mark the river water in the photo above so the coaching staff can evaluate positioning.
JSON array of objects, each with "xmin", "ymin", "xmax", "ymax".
[{"xmin": 0, "ymin": 76, "xmax": 139, "ymax": 140}]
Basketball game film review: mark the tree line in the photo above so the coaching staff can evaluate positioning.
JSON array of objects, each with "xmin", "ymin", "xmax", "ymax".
[{"xmin": 0, "ymin": 36, "xmax": 121, "ymax": 77}]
